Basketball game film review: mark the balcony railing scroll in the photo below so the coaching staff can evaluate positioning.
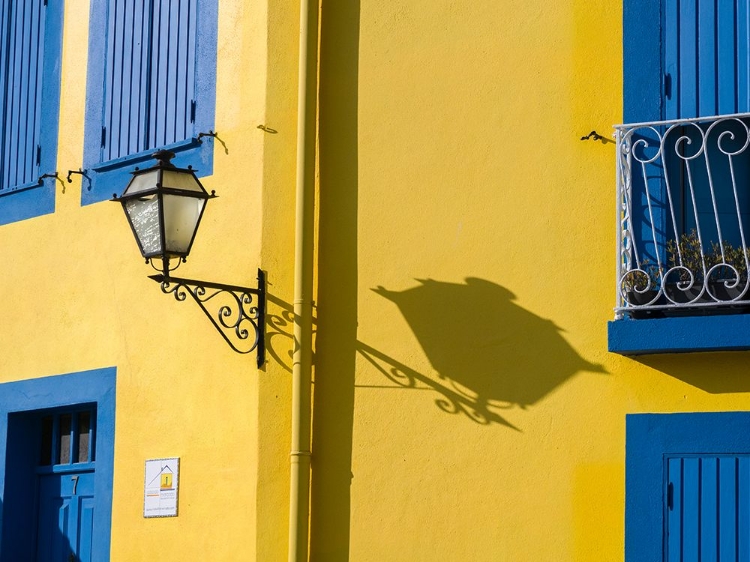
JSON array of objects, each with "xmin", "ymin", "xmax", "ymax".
[{"xmin": 616, "ymin": 112, "xmax": 750, "ymax": 319}]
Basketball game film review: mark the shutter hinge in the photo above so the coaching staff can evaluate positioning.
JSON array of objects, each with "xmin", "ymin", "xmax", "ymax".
[
  {"xmin": 101, "ymin": 127, "xmax": 107, "ymax": 148},
  {"xmin": 667, "ymin": 482, "xmax": 674, "ymax": 510},
  {"xmin": 36, "ymin": 145, "xmax": 41, "ymax": 166},
  {"xmin": 190, "ymin": 100, "xmax": 196, "ymax": 123},
  {"xmin": 664, "ymin": 73, "xmax": 672, "ymax": 99}
]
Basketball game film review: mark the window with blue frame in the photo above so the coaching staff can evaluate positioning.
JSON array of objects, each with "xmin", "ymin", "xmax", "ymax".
[
  {"xmin": 0, "ymin": 0, "xmax": 63, "ymax": 225},
  {"xmin": 609, "ymin": 0, "xmax": 750, "ymax": 354},
  {"xmin": 626, "ymin": 413, "xmax": 750, "ymax": 562},
  {"xmin": 82, "ymin": 0, "xmax": 217, "ymax": 205}
]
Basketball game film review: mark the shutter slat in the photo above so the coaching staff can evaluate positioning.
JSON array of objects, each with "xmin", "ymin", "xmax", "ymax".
[
  {"xmin": 136, "ymin": 0, "xmax": 150, "ymax": 152},
  {"xmin": 27, "ymin": 0, "xmax": 44, "ymax": 184},
  {"xmin": 680, "ymin": 0, "xmax": 699, "ymax": 118},
  {"xmin": 119, "ymin": 0, "xmax": 135, "ymax": 156},
  {"xmin": 719, "ymin": 457, "xmax": 739, "ymax": 562},
  {"xmin": 7, "ymin": 2, "xmax": 23, "ymax": 186},
  {"xmin": 717, "ymin": 0, "xmax": 737, "ymax": 114},
  {"xmin": 150, "ymin": 0, "xmax": 168, "ymax": 148},
  {"xmin": 163, "ymin": 0, "xmax": 177, "ymax": 144},
  {"xmin": 102, "ymin": 0, "xmax": 119, "ymax": 159},
  {"xmin": 683, "ymin": 457, "xmax": 701, "ymax": 562},
  {"xmin": 664, "ymin": 0, "xmax": 680, "ymax": 119},
  {"xmin": 698, "ymin": 0, "xmax": 717, "ymax": 116},
  {"xmin": 174, "ymin": 0, "xmax": 188, "ymax": 139},
  {"xmin": 668, "ymin": 457, "xmax": 683, "ymax": 562},
  {"xmin": 0, "ymin": 0, "xmax": 10, "ymax": 189},
  {"xmin": 700, "ymin": 458, "xmax": 719, "ymax": 561},
  {"xmin": 16, "ymin": 1, "xmax": 29, "ymax": 185},
  {"xmin": 185, "ymin": 0, "xmax": 197, "ymax": 130}
]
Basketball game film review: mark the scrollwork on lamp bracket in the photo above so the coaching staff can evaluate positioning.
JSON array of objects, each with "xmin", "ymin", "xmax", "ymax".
[{"xmin": 148, "ymin": 269, "xmax": 266, "ymax": 367}]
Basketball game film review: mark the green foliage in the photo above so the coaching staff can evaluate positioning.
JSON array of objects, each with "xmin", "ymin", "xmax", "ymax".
[
  {"xmin": 622, "ymin": 260, "xmax": 660, "ymax": 292},
  {"xmin": 666, "ymin": 229, "xmax": 750, "ymax": 282}
]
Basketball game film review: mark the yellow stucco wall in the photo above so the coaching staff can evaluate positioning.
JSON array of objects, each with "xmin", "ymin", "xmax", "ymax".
[
  {"xmin": 0, "ymin": 0, "xmax": 288, "ymax": 559},
  {"xmin": 307, "ymin": 1, "xmax": 628, "ymax": 560},
  {"xmin": 2, "ymin": 0, "xmax": 749, "ymax": 560}
]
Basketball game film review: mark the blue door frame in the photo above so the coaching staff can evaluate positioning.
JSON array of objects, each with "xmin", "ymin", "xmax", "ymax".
[
  {"xmin": 0, "ymin": 368, "xmax": 116, "ymax": 562},
  {"xmin": 626, "ymin": 412, "xmax": 750, "ymax": 561}
]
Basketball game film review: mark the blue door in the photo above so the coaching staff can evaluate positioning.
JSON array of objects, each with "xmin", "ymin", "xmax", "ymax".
[
  {"xmin": 666, "ymin": 455, "xmax": 750, "ymax": 561},
  {"xmin": 32, "ymin": 410, "xmax": 96, "ymax": 562},
  {"xmin": 36, "ymin": 472, "xmax": 95, "ymax": 562}
]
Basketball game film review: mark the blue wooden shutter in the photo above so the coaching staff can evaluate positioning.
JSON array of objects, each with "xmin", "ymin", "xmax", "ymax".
[
  {"xmin": 102, "ymin": 0, "xmax": 197, "ymax": 162},
  {"xmin": 0, "ymin": 0, "xmax": 46, "ymax": 191},
  {"xmin": 667, "ymin": 456, "xmax": 750, "ymax": 561},
  {"xmin": 664, "ymin": 0, "xmax": 750, "ymax": 119},
  {"xmin": 662, "ymin": 1, "xmax": 750, "ymax": 246}
]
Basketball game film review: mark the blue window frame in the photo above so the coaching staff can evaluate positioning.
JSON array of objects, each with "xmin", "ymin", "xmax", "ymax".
[
  {"xmin": 0, "ymin": 368, "xmax": 116, "ymax": 561},
  {"xmin": 626, "ymin": 412, "xmax": 750, "ymax": 561},
  {"xmin": 82, "ymin": 0, "xmax": 218, "ymax": 206},
  {"xmin": 610, "ymin": 0, "xmax": 750, "ymax": 354},
  {"xmin": 0, "ymin": 0, "xmax": 63, "ymax": 225}
]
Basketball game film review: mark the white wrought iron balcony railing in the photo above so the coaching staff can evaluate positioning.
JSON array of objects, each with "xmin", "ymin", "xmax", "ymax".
[{"xmin": 616, "ymin": 112, "xmax": 750, "ymax": 319}]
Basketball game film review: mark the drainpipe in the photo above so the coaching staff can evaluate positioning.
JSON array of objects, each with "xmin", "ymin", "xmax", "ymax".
[{"xmin": 289, "ymin": 0, "xmax": 318, "ymax": 559}]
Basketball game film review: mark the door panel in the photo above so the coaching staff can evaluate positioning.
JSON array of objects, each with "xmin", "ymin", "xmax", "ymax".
[{"xmin": 36, "ymin": 472, "xmax": 94, "ymax": 562}]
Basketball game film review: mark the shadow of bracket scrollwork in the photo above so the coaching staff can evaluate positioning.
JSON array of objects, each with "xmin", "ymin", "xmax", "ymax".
[{"xmin": 149, "ymin": 270, "xmax": 266, "ymax": 366}]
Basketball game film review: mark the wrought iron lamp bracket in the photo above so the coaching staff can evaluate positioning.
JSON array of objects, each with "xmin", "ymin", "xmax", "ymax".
[{"xmin": 148, "ymin": 269, "xmax": 266, "ymax": 366}]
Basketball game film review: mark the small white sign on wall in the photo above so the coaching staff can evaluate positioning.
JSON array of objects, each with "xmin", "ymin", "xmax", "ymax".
[{"xmin": 144, "ymin": 457, "xmax": 180, "ymax": 518}]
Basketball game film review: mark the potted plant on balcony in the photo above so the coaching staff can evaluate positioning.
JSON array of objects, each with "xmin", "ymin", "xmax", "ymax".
[
  {"xmin": 664, "ymin": 230, "xmax": 707, "ymax": 304},
  {"xmin": 665, "ymin": 230, "xmax": 750, "ymax": 306},
  {"xmin": 621, "ymin": 261, "xmax": 662, "ymax": 317},
  {"xmin": 706, "ymin": 240, "xmax": 750, "ymax": 302}
]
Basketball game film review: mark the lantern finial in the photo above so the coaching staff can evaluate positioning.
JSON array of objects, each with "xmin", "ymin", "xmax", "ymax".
[{"xmin": 153, "ymin": 149, "xmax": 176, "ymax": 167}]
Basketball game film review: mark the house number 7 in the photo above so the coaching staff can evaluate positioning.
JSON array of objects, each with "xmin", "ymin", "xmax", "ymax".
[{"xmin": 71, "ymin": 475, "xmax": 79, "ymax": 495}]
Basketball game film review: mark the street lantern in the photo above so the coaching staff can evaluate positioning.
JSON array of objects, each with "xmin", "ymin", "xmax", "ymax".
[
  {"xmin": 113, "ymin": 149, "xmax": 214, "ymax": 276},
  {"xmin": 112, "ymin": 149, "xmax": 265, "ymax": 364}
]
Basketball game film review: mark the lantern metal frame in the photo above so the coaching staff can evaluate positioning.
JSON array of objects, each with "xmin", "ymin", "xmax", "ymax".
[
  {"xmin": 113, "ymin": 150, "xmax": 266, "ymax": 366},
  {"xmin": 112, "ymin": 149, "xmax": 214, "ymax": 275}
]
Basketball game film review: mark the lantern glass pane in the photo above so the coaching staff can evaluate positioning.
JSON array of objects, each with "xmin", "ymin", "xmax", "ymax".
[
  {"xmin": 125, "ymin": 195, "xmax": 162, "ymax": 255},
  {"xmin": 122, "ymin": 169, "xmax": 159, "ymax": 196},
  {"xmin": 162, "ymin": 194, "xmax": 205, "ymax": 253},
  {"xmin": 161, "ymin": 170, "xmax": 206, "ymax": 193}
]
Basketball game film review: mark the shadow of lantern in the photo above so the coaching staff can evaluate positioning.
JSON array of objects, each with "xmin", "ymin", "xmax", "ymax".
[{"xmin": 373, "ymin": 278, "xmax": 606, "ymax": 416}]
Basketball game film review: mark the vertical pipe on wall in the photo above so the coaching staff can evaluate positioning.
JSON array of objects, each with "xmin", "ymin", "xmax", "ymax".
[{"xmin": 289, "ymin": 0, "xmax": 318, "ymax": 559}]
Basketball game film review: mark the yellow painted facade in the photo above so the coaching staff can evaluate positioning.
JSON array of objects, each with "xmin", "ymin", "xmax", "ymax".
[{"xmin": 2, "ymin": 0, "xmax": 749, "ymax": 560}]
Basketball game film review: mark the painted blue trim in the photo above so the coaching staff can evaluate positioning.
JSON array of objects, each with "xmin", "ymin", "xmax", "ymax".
[
  {"xmin": 608, "ymin": 314, "xmax": 750, "ymax": 354},
  {"xmin": 0, "ymin": 0, "xmax": 63, "ymax": 225},
  {"xmin": 0, "ymin": 368, "xmax": 116, "ymax": 561},
  {"xmin": 626, "ymin": 412, "xmax": 750, "ymax": 562},
  {"xmin": 81, "ymin": 0, "xmax": 217, "ymax": 206}
]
